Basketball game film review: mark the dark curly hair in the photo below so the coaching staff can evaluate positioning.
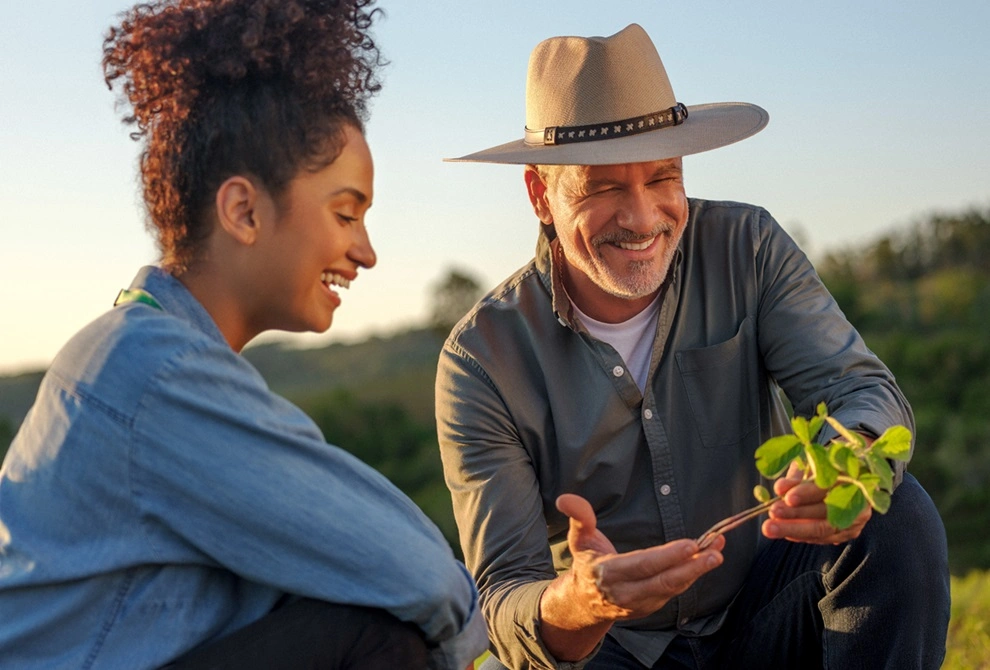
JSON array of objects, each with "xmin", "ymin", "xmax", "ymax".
[{"xmin": 102, "ymin": 0, "xmax": 384, "ymax": 273}]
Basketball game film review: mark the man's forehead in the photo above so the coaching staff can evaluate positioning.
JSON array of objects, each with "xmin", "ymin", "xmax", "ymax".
[{"xmin": 557, "ymin": 157, "xmax": 683, "ymax": 185}]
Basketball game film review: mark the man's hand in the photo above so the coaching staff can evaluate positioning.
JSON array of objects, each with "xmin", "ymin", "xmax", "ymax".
[
  {"xmin": 763, "ymin": 463, "xmax": 872, "ymax": 544},
  {"xmin": 539, "ymin": 493, "xmax": 724, "ymax": 662}
]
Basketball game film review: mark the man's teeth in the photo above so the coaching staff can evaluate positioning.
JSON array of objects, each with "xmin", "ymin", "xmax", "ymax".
[
  {"xmin": 616, "ymin": 237, "xmax": 654, "ymax": 251},
  {"xmin": 320, "ymin": 272, "xmax": 351, "ymax": 289}
]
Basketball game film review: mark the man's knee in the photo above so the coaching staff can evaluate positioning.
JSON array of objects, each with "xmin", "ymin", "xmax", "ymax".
[{"xmin": 864, "ymin": 472, "xmax": 947, "ymax": 568}]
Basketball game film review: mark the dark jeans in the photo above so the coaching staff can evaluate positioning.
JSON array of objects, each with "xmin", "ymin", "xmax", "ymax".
[
  {"xmin": 483, "ymin": 473, "xmax": 950, "ymax": 670},
  {"xmin": 161, "ymin": 598, "xmax": 429, "ymax": 670}
]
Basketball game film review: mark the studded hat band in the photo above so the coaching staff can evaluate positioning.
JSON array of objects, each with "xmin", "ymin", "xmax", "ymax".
[{"xmin": 524, "ymin": 102, "xmax": 689, "ymax": 147}]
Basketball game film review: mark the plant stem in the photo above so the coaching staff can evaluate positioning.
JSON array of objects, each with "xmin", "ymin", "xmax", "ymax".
[{"xmin": 695, "ymin": 496, "xmax": 781, "ymax": 549}]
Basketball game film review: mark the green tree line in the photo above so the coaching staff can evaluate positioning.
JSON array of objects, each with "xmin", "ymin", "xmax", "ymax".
[{"xmin": 817, "ymin": 207, "xmax": 990, "ymax": 571}]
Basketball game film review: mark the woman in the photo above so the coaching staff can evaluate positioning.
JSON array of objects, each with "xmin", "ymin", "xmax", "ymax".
[{"xmin": 0, "ymin": 1, "xmax": 485, "ymax": 668}]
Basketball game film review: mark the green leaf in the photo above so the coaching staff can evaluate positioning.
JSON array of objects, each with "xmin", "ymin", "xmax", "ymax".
[
  {"xmin": 808, "ymin": 415, "xmax": 826, "ymax": 442},
  {"xmin": 825, "ymin": 416, "xmax": 866, "ymax": 449},
  {"xmin": 791, "ymin": 416, "xmax": 811, "ymax": 444},
  {"xmin": 828, "ymin": 444, "xmax": 855, "ymax": 473},
  {"xmin": 753, "ymin": 485, "xmax": 772, "ymax": 503},
  {"xmin": 869, "ymin": 489, "xmax": 892, "ymax": 514},
  {"xmin": 806, "ymin": 443, "xmax": 839, "ymax": 489},
  {"xmin": 825, "ymin": 484, "xmax": 867, "ymax": 529},
  {"xmin": 865, "ymin": 452, "xmax": 894, "ymax": 491},
  {"xmin": 859, "ymin": 472, "xmax": 881, "ymax": 488},
  {"xmin": 846, "ymin": 451, "xmax": 861, "ymax": 479},
  {"xmin": 871, "ymin": 425, "xmax": 912, "ymax": 462},
  {"xmin": 755, "ymin": 434, "xmax": 803, "ymax": 478}
]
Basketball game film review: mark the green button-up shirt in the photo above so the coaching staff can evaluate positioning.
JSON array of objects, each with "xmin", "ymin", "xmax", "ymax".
[{"xmin": 436, "ymin": 199, "xmax": 913, "ymax": 669}]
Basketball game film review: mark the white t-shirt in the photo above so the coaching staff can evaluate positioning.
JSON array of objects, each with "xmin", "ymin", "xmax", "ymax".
[{"xmin": 571, "ymin": 293, "xmax": 662, "ymax": 392}]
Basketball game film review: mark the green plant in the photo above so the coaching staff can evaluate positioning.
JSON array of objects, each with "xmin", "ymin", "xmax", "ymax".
[{"xmin": 697, "ymin": 403, "xmax": 912, "ymax": 549}]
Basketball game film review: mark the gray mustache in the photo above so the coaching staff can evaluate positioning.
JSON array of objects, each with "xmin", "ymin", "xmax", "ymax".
[{"xmin": 594, "ymin": 224, "xmax": 674, "ymax": 247}]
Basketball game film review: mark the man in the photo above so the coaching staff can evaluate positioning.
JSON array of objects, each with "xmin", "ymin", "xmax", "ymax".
[{"xmin": 436, "ymin": 23, "xmax": 949, "ymax": 669}]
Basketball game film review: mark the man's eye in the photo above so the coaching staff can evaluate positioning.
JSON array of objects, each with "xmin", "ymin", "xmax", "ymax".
[{"xmin": 337, "ymin": 214, "xmax": 357, "ymax": 225}]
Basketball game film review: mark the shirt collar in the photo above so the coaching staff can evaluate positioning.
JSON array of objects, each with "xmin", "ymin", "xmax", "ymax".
[{"xmin": 126, "ymin": 265, "xmax": 229, "ymax": 348}]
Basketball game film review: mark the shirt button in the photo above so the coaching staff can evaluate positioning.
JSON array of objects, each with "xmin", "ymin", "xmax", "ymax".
[
  {"xmin": 612, "ymin": 365, "xmax": 625, "ymax": 377},
  {"xmin": 660, "ymin": 484, "xmax": 671, "ymax": 496},
  {"xmin": 681, "ymin": 617, "xmax": 690, "ymax": 626},
  {"xmin": 644, "ymin": 408, "xmax": 653, "ymax": 420}
]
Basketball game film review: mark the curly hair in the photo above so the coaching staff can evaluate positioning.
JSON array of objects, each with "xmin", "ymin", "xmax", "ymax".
[{"xmin": 102, "ymin": 0, "xmax": 384, "ymax": 273}]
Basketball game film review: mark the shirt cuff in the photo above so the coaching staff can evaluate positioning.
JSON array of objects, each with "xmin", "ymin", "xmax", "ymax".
[{"xmin": 429, "ymin": 606, "xmax": 489, "ymax": 670}]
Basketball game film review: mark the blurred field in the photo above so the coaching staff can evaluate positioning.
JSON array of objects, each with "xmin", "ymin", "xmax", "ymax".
[{"xmin": 945, "ymin": 569, "xmax": 990, "ymax": 669}]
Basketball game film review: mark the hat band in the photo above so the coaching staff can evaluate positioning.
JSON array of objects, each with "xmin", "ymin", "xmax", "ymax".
[{"xmin": 524, "ymin": 103, "xmax": 688, "ymax": 147}]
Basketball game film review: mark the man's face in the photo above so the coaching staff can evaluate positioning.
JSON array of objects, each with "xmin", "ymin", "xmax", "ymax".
[{"xmin": 528, "ymin": 158, "xmax": 689, "ymax": 322}]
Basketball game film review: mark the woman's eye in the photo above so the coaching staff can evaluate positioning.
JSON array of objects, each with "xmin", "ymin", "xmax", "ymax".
[{"xmin": 337, "ymin": 214, "xmax": 357, "ymax": 225}]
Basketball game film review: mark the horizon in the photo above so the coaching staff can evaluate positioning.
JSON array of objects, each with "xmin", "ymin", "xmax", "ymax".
[{"xmin": 2, "ymin": 0, "xmax": 988, "ymax": 376}]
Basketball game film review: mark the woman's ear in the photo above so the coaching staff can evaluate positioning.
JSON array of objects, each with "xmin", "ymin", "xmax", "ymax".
[
  {"xmin": 215, "ymin": 176, "xmax": 267, "ymax": 246},
  {"xmin": 524, "ymin": 166, "xmax": 553, "ymax": 225}
]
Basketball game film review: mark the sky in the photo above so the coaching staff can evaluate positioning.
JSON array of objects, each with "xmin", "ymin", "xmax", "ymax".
[{"xmin": 1, "ymin": 0, "xmax": 988, "ymax": 375}]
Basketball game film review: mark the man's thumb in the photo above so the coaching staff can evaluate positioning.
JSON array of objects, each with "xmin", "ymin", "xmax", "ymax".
[{"xmin": 557, "ymin": 493, "xmax": 597, "ymax": 538}]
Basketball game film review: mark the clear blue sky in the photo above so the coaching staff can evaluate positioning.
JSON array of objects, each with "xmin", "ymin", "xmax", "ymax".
[{"xmin": 1, "ymin": 0, "xmax": 988, "ymax": 375}]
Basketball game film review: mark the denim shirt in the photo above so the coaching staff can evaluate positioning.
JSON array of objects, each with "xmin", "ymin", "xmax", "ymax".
[
  {"xmin": 436, "ymin": 199, "xmax": 914, "ymax": 669},
  {"xmin": 0, "ymin": 266, "xmax": 487, "ymax": 670}
]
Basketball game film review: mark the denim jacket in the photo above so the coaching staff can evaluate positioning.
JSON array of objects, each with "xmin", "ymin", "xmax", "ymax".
[{"xmin": 0, "ymin": 266, "xmax": 486, "ymax": 669}]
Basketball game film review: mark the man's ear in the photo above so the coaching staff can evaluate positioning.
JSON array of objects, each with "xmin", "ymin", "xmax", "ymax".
[
  {"xmin": 524, "ymin": 166, "xmax": 553, "ymax": 225},
  {"xmin": 215, "ymin": 176, "xmax": 266, "ymax": 246}
]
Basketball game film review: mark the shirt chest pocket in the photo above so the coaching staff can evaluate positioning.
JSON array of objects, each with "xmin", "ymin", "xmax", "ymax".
[{"xmin": 675, "ymin": 317, "xmax": 759, "ymax": 449}]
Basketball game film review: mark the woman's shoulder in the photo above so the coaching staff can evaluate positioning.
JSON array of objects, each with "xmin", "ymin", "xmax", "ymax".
[{"xmin": 46, "ymin": 303, "xmax": 236, "ymax": 417}]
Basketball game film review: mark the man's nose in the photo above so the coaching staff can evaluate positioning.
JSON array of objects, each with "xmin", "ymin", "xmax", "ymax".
[{"xmin": 615, "ymin": 190, "xmax": 657, "ymax": 233}]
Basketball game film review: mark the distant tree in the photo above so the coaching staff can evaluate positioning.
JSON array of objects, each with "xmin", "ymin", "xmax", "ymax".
[{"xmin": 428, "ymin": 267, "xmax": 483, "ymax": 338}]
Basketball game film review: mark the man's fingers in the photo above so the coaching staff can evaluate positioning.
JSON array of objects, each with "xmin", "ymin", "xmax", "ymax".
[
  {"xmin": 557, "ymin": 493, "xmax": 597, "ymax": 532},
  {"xmin": 599, "ymin": 542, "xmax": 724, "ymax": 611},
  {"xmin": 597, "ymin": 537, "xmax": 723, "ymax": 584},
  {"xmin": 763, "ymin": 506, "xmax": 872, "ymax": 544},
  {"xmin": 769, "ymin": 501, "xmax": 828, "ymax": 520},
  {"xmin": 777, "ymin": 479, "xmax": 827, "ymax": 505}
]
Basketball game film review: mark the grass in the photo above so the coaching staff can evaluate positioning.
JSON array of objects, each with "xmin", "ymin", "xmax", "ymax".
[
  {"xmin": 469, "ymin": 570, "xmax": 990, "ymax": 669},
  {"xmin": 945, "ymin": 569, "xmax": 990, "ymax": 669}
]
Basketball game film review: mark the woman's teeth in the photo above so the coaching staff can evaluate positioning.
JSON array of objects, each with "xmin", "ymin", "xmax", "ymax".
[{"xmin": 321, "ymin": 272, "xmax": 350, "ymax": 289}]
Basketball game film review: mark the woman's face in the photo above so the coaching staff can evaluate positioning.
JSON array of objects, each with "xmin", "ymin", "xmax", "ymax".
[{"xmin": 250, "ymin": 124, "xmax": 376, "ymax": 337}]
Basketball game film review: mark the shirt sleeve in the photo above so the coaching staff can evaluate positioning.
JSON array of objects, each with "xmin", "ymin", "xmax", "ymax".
[
  {"xmin": 436, "ymin": 340, "xmax": 598, "ymax": 670},
  {"xmin": 129, "ymin": 338, "xmax": 487, "ymax": 670},
  {"xmin": 753, "ymin": 208, "xmax": 915, "ymax": 483}
]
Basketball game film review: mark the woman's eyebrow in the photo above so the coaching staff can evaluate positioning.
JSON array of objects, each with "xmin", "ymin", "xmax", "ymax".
[{"xmin": 331, "ymin": 186, "xmax": 369, "ymax": 204}]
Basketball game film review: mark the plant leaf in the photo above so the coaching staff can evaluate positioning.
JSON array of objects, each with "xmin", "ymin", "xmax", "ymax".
[
  {"xmin": 825, "ymin": 484, "xmax": 867, "ymax": 529},
  {"xmin": 865, "ymin": 452, "xmax": 894, "ymax": 491},
  {"xmin": 791, "ymin": 416, "xmax": 811, "ymax": 445},
  {"xmin": 828, "ymin": 444, "xmax": 855, "ymax": 473},
  {"xmin": 825, "ymin": 416, "xmax": 866, "ymax": 449},
  {"xmin": 808, "ymin": 415, "xmax": 826, "ymax": 442},
  {"xmin": 869, "ymin": 489, "xmax": 892, "ymax": 514},
  {"xmin": 871, "ymin": 425, "xmax": 912, "ymax": 462},
  {"xmin": 755, "ymin": 434, "xmax": 803, "ymax": 478},
  {"xmin": 806, "ymin": 443, "xmax": 839, "ymax": 488}
]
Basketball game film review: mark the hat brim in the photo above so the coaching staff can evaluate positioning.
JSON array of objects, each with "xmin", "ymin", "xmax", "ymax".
[{"xmin": 444, "ymin": 102, "xmax": 768, "ymax": 165}]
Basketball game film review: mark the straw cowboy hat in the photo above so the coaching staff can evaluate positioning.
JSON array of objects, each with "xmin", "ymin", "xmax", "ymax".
[{"xmin": 447, "ymin": 23, "xmax": 768, "ymax": 165}]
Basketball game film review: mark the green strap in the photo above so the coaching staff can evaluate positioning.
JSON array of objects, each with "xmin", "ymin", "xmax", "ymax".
[{"xmin": 114, "ymin": 288, "xmax": 163, "ymax": 311}]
